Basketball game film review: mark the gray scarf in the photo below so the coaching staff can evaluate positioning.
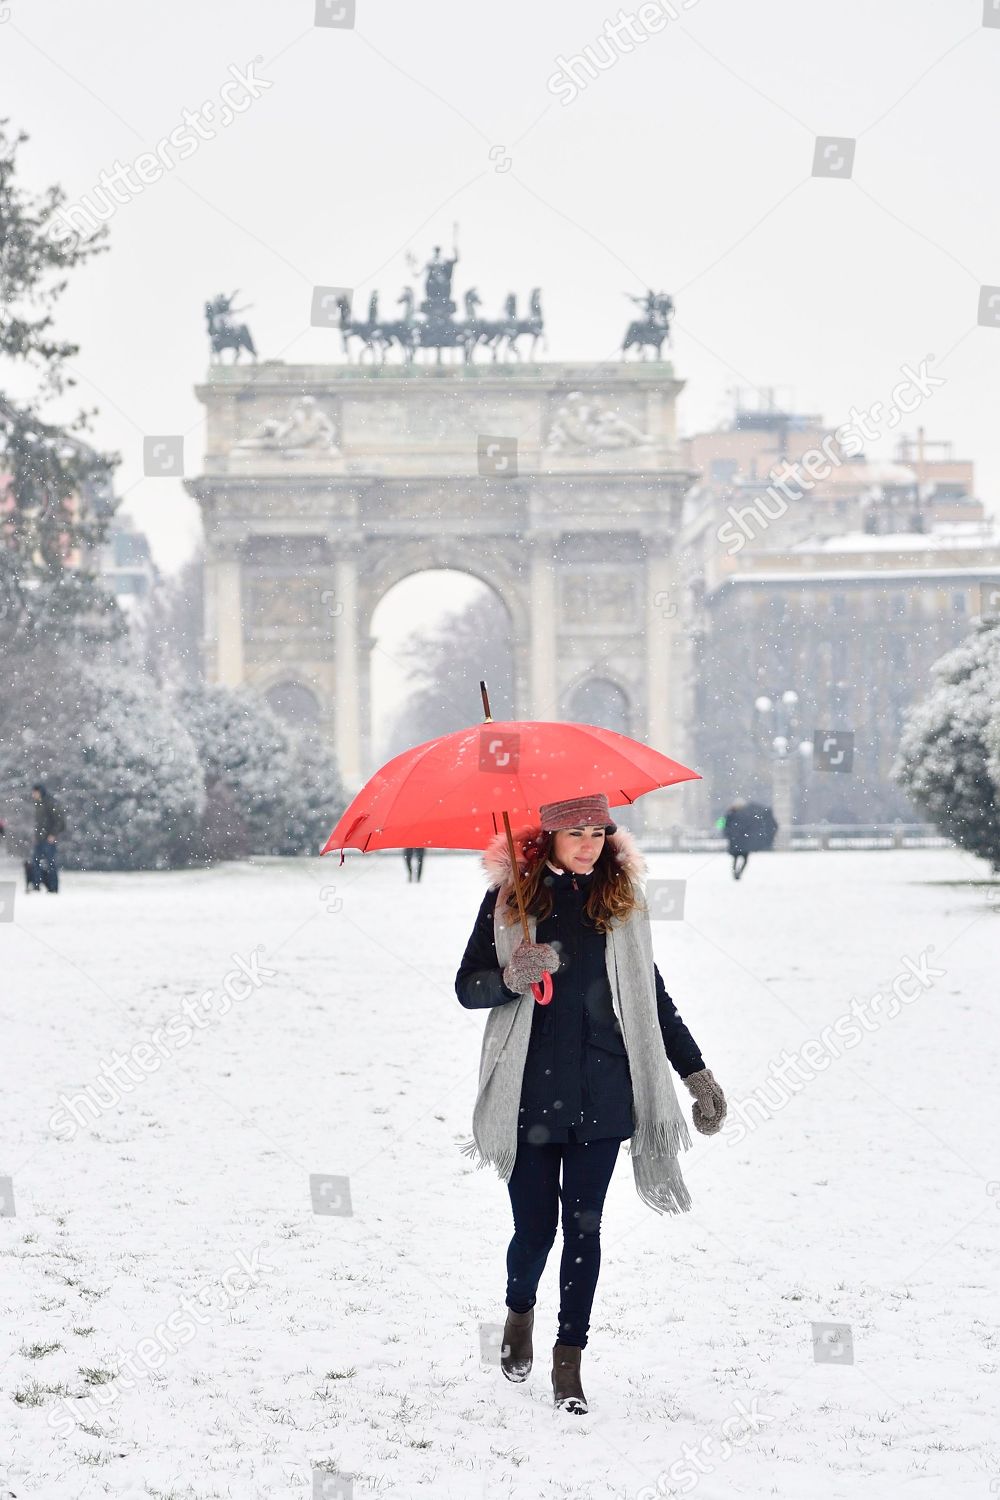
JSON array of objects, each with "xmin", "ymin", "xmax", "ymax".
[{"xmin": 459, "ymin": 853, "xmax": 693, "ymax": 1215}]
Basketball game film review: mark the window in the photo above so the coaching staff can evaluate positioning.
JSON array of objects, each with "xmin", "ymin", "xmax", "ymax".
[{"xmin": 710, "ymin": 458, "xmax": 739, "ymax": 484}]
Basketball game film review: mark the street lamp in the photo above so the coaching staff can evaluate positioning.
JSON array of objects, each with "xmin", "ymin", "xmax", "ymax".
[{"xmin": 754, "ymin": 689, "xmax": 802, "ymax": 848}]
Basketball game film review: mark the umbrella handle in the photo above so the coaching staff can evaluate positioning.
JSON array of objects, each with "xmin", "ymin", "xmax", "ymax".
[{"xmin": 532, "ymin": 970, "xmax": 553, "ymax": 1006}]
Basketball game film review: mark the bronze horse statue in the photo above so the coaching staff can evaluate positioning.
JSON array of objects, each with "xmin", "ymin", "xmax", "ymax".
[
  {"xmin": 463, "ymin": 289, "xmax": 545, "ymax": 363},
  {"xmin": 335, "ymin": 294, "xmax": 382, "ymax": 362},
  {"xmin": 205, "ymin": 292, "xmax": 256, "ymax": 363},
  {"xmin": 622, "ymin": 292, "xmax": 673, "ymax": 360},
  {"xmin": 373, "ymin": 288, "xmax": 419, "ymax": 364},
  {"xmin": 502, "ymin": 288, "xmax": 545, "ymax": 361}
]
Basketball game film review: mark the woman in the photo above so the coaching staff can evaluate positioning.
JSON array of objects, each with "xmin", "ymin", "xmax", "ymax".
[{"xmin": 455, "ymin": 792, "xmax": 727, "ymax": 1415}]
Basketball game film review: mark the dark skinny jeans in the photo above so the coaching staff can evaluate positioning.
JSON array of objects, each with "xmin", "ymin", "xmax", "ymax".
[{"xmin": 505, "ymin": 1135, "xmax": 621, "ymax": 1350}]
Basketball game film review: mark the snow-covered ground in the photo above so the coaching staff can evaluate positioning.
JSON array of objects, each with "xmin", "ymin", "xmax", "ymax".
[{"xmin": 1, "ymin": 845, "xmax": 998, "ymax": 1500}]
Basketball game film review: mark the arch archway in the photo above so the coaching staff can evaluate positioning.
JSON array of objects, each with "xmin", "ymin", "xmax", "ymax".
[
  {"xmin": 263, "ymin": 680, "xmax": 322, "ymax": 728},
  {"xmin": 188, "ymin": 358, "xmax": 695, "ymax": 836},
  {"xmin": 368, "ymin": 567, "xmax": 516, "ymax": 769},
  {"xmin": 563, "ymin": 675, "xmax": 632, "ymax": 736}
]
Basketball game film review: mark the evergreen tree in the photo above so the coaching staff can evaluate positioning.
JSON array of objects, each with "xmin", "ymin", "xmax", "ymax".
[
  {"xmin": 278, "ymin": 727, "xmax": 348, "ymax": 856},
  {"xmin": 0, "ymin": 647, "xmax": 205, "ymax": 870},
  {"xmin": 0, "ymin": 119, "xmax": 122, "ymax": 649},
  {"xmin": 893, "ymin": 620, "xmax": 1000, "ymax": 871},
  {"xmin": 176, "ymin": 683, "xmax": 293, "ymax": 858}
]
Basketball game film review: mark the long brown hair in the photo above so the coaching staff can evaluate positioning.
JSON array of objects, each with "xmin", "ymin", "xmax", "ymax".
[{"xmin": 499, "ymin": 828, "xmax": 640, "ymax": 935}]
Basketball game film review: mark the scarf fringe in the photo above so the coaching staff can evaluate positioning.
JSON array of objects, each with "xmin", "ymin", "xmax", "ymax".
[
  {"xmin": 628, "ymin": 1113, "xmax": 693, "ymax": 1161},
  {"xmin": 458, "ymin": 1136, "xmax": 517, "ymax": 1181},
  {"xmin": 631, "ymin": 1155, "xmax": 693, "ymax": 1215}
]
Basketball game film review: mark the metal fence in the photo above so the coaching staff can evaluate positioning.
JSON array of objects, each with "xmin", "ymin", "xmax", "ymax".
[{"xmin": 640, "ymin": 824, "xmax": 952, "ymax": 852}]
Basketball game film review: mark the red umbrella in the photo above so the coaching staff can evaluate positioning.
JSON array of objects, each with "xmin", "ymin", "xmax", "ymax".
[{"xmin": 322, "ymin": 682, "xmax": 700, "ymax": 1003}]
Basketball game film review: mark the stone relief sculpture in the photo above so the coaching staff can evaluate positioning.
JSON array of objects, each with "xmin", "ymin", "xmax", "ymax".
[
  {"xmin": 545, "ymin": 391, "xmax": 654, "ymax": 452},
  {"xmin": 559, "ymin": 571, "xmax": 637, "ymax": 625},
  {"xmin": 236, "ymin": 396, "xmax": 339, "ymax": 453}
]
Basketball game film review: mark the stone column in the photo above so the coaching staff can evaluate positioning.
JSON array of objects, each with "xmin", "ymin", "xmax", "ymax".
[
  {"xmin": 529, "ymin": 538, "xmax": 558, "ymax": 719},
  {"xmin": 772, "ymin": 756, "xmax": 793, "ymax": 850},
  {"xmin": 333, "ymin": 555, "xmax": 363, "ymax": 791},
  {"xmin": 644, "ymin": 543, "xmax": 688, "ymax": 837},
  {"xmin": 213, "ymin": 550, "xmax": 245, "ymax": 686}
]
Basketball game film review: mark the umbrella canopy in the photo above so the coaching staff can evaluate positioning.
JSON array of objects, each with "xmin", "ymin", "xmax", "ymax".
[
  {"xmin": 322, "ymin": 718, "xmax": 700, "ymax": 857},
  {"xmin": 737, "ymin": 801, "xmax": 778, "ymax": 852}
]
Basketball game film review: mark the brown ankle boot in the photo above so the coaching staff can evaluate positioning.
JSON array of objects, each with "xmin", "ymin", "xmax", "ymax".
[
  {"xmin": 551, "ymin": 1342, "xmax": 588, "ymax": 1413},
  {"xmin": 500, "ymin": 1306, "xmax": 534, "ymax": 1382}
]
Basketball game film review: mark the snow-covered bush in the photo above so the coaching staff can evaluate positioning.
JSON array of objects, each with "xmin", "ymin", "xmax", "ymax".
[
  {"xmin": 0, "ymin": 648, "xmax": 205, "ymax": 870},
  {"xmin": 175, "ymin": 683, "xmax": 346, "ymax": 858},
  {"xmin": 175, "ymin": 683, "xmax": 293, "ymax": 858},
  {"xmin": 277, "ymin": 727, "xmax": 349, "ymax": 856},
  {"xmin": 893, "ymin": 621, "xmax": 1000, "ymax": 871}
]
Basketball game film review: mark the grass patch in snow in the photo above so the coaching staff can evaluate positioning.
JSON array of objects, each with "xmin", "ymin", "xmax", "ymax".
[{"xmin": 13, "ymin": 1379, "xmax": 72, "ymax": 1405}]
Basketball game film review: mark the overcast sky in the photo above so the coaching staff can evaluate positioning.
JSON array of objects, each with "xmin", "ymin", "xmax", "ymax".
[{"xmin": 5, "ymin": 0, "xmax": 998, "ymax": 586}]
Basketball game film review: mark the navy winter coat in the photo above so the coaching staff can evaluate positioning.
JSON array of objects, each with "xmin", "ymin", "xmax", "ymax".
[{"xmin": 455, "ymin": 862, "xmax": 705, "ymax": 1145}]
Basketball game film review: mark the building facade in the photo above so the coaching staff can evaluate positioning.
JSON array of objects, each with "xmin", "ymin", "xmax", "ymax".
[{"xmin": 678, "ymin": 400, "xmax": 1000, "ymax": 824}]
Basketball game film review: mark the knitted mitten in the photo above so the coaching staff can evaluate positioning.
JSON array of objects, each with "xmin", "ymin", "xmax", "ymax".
[
  {"xmin": 502, "ymin": 941, "xmax": 561, "ymax": 994},
  {"xmin": 682, "ymin": 1068, "xmax": 727, "ymax": 1135}
]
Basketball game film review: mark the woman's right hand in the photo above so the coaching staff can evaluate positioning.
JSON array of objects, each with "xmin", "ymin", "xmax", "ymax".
[{"xmin": 502, "ymin": 941, "xmax": 561, "ymax": 995}]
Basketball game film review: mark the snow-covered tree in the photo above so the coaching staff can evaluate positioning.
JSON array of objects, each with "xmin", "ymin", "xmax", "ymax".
[
  {"xmin": 175, "ymin": 683, "xmax": 346, "ymax": 857},
  {"xmin": 893, "ymin": 621, "xmax": 1000, "ymax": 871},
  {"xmin": 277, "ymin": 728, "xmax": 348, "ymax": 856},
  {"xmin": 176, "ymin": 683, "xmax": 293, "ymax": 858},
  {"xmin": 0, "ymin": 121, "xmax": 123, "ymax": 650},
  {"xmin": 0, "ymin": 647, "xmax": 205, "ymax": 869}
]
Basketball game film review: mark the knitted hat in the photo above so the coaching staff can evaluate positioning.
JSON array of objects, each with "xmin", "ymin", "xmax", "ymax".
[{"xmin": 538, "ymin": 793, "xmax": 617, "ymax": 834}]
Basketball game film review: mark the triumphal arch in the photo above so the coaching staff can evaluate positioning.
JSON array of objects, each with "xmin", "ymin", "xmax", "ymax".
[{"xmin": 186, "ymin": 262, "xmax": 696, "ymax": 833}]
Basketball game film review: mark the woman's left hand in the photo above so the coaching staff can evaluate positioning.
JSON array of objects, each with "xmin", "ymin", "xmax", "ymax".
[{"xmin": 682, "ymin": 1068, "xmax": 727, "ymax": 1135}]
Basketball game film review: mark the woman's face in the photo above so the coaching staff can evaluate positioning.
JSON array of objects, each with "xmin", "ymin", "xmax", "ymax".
[{"xmin": 551, "ymin": 825, "xmax": 606, "ymax": 875}]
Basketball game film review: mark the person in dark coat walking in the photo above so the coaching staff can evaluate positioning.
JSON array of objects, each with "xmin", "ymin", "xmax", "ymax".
[
  {"xmin": 722, "ymin": 799, "xmax": 752, "ymax": 880},
  {"xmin": 27, "ymin": 783, "xmax": 66, "ymax": 893},
  {"xmin": 455, "ymin": 793, "xmax": 727, "ymax": 1413},
  {"xmin": 720, "ymin": 799, "xmax": 777, "ymax": 879},
  {"xmin": 403, "ymin": 847, "xmax": 425, "ymax": 882}
]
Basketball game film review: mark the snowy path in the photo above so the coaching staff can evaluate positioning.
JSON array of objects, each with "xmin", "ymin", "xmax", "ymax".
[{"xmin": 1, "ymin": 847, "xmax": 997, "ymax": 1499}]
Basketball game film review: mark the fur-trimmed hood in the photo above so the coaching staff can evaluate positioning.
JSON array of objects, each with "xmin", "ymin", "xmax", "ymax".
[{"xmin": 480, "ymin": 824, "xmax": 647, "ymax": 890}]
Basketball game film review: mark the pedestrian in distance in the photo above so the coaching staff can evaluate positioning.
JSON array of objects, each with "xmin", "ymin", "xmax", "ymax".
[
  {"xmin": 719, "ymin": 799, "xmax": 778, "ymax": 879},
  {"xmin": 403, "ymin": 847, "xmax": 425, "ymax": 882},
  {"xmin": 455, "ymin": 792, "xmax": 727, "ymax": 1414},
  {"xmin": 26, "ymin": 783, "xmax": 66, "ymax": 893},
  {"xmin": 720, "ymin": 799, "xmax": 751, "ymax": 880}
]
